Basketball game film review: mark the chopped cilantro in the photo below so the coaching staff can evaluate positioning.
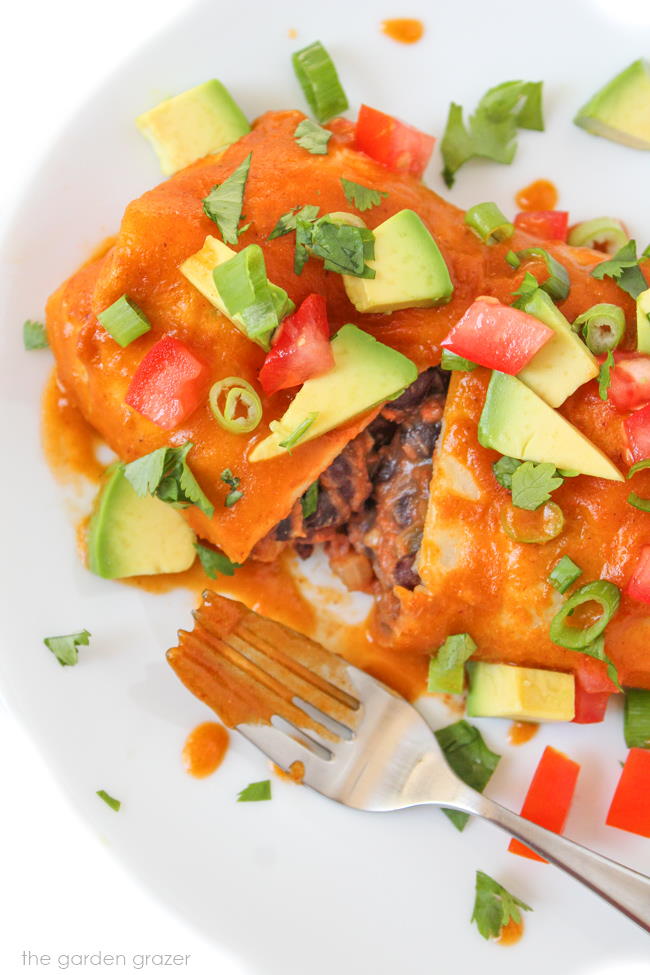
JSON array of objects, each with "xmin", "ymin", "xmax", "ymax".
[
  {"xmin": 440, "ymin": 349, "xmax": 477, "ymax": 372},
  {"xmin": 124, "ymin": 444, "xmax": 214, "ymax": 518},
  {"xmin": 295, "ymin": 216, "xmax": 375, "ymax": 278},
  {"xmin": 598, "ymin": 349, "xmax": 615, "ymax": 401},
  {"xmin": 301, "ymin": 481, "xmax": 319, "ymax": 519},
  {"xmin": 471, "ymin": 871, "xmax": 532, "ymax": 940},
  {"xmin": 23, "ymin": 319, "xmax": 49, "ymax": 350},
  {"xmin": 434, "ymin": 720, "xmax": 501, "ymax": 831},
  {"xmin": 268, "ymin": 204, "xmax": 320, "ymax": 240},
  {"xmin": 202, "ymin": 153, "xmax": 251, "ymax": 245},
  {"xmin": 492, "ymin": 456, "xmax": 522, "ymax": 490},
  {"xmin": 340, "ymin": 178, "xmax": 387, "ymax": 212},
  {"xmin": 441, "ymin": 80, "xmax": 543, "ymax": 187},
  {"xmin": 237, "ymin": 779, "xmax": 272, "ymax": 802},
  {"xmin": 44, "ymin": 629, "xmax": 91, "ymax": 667},
  {"xmin": 96, "ymin": 790, "xmax": 121, "ymax": 812},
  {"xmin": 221, "ymin": 468, "xmax": 243, "ymax": 507},
  {"xmin": 511, "ymin": 461, "xmax": 564, "ymax": 510},
  {"xmin": 427, "ymin": 633, "xmax": 477, "ymax": 695},
  {"xmin": 548, "ymin": 556, "xmax": 582, "ymax": 594},
  {"xmin": 591, "ymin": 239, "xmax": 650, "ymax": 300},
  {"xmin": 294, "ymin": 119, "xmax": 332, "ymax": 154},
  {"xmin": 195, "ymin": 542, "xmax": 240, "ymax": 578}
]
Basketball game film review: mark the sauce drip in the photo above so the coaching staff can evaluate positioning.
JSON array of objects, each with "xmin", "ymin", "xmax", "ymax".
[
  {"xmin": 182, "ymin": 721, "xmax": 229, "ymax": 778},
  {"xmin": 42, "ymin": 370, "xmax": 104, "ymax": 484},
  {"xmin": 515, "ymin": 179, "xmax": 558, "ymax": 212},
  {"xmin": 273, "ymin": 761, "xmax": 305, "ymax": 784},
  {"xmin": 381, "ymin": 18, "xmax": 424, "ymax": 44},
  {"xmin": 497, "ymin": 918, "xmax": 524, "ymax": 945},
  {"xmin": 508, "ymin": 721, "xmax": 539, "ymax": 746}
]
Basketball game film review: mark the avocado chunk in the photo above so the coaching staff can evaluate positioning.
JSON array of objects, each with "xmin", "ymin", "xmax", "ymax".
[
  {"xmin": 249, "ymin": 324, "xmax": 417, "ymax": 461},
  {"xmin": 637, "ymin": 288, "xmax": 650, "ymax": 354},
  {"xmin": 574, "ymin": 59, "xmax": 650, "ymax": 150},
  {"xmin": 467, "ymin": 662, "xmax": 575, "ymax": 721},
  {"xmin": 343, "ymin": 209, "xmax": 453, "ymax": 313},
  {"xmin": 517, "ymin": 289, "xmax": 598, "ymax": 407},
  {"xmin": 478, "ymin": 372, "xmax": 624, "ymax": 481},
  {"xmin": 136, "ymin": 80, "xmax": 251, "ymax": 176},
  {"xmin": 179, "ymin": 236, "xmax": 294, "ymax": 349},
  {"xmin": 88, "ymin": 464, "xmax": 196, "ymax": 579}
]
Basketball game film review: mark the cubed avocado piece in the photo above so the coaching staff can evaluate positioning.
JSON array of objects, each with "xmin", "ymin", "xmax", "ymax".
[
  {"xmin": 179, "ymin": 236, "xmax": 294, "ymax": 349},
  {"xmin": 574, "ymin": 59, "xmax": 650, "ymax": 150},
  {"xmin": 88, "ymin": 465, "xmax": 196, "ymax": 579},
  {"xmin": 249, "ymin": 324, "xmax": 417, "ymax": 461},
  {"xmin": 637, "ymin": 288, "xmax": 650, "ymax": 354},
  {"xmin": 343, "ymin": 209, "xmax": 453, "ymax": 313},
  {"xmin": 136, "ymin": 80, "xmax": 251, "ymax": 176},
  {"xmin": 467, "ymin": 662, "xmax": 575, "ymax": 721},
  {"xmin": 478, "ymin": 372, "xmax": 624, "ymax": 481},
  {"xmin": 516, "ymin": 289, "xmax": 598, "ymax": 407}
]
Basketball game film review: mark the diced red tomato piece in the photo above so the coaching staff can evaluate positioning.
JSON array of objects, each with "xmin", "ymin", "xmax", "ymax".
[
  {"xmin": 626, "ymin": 545, "xmax": 650, "ymax": 605},
  {"xmin": 606, "ymin": 748, "xmax": 650, "ymax": 838},
  {"xmin": 125, "ymin": 336, "xmax": 210, "ymax": 430},
  {"xmin": 441, "ymin": 297, "xmax": 553, "ymax": 374},
  {"xmin": 606, "ymin": 352, "xmax": 650, "ymax": 413},
  {"xmin": 258, "ymin": 294, "xmax": 334, "ymax": 396},
  {"xmin": 354, "ymin": 104, "xmax": 435, "ymax": 178},
  {"xmin": 514, "ymin": 210, "xmax": 569, "ymax": 241},
  {"xmin": 572, "ymin": 655, "xmax": 620, "ymax": 723},
  {"xmin": 508, "ymin": 746, "xmax": 580, "ymax": 861},
  {"xmin": 624, "ymin": 403, "xmax": 650, "ymax": 463}
]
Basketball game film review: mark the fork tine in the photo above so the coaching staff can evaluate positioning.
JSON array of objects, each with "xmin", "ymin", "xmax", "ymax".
[{"xmin": 237, "ymin": 722, "xmax": 329, "ymax": 779}]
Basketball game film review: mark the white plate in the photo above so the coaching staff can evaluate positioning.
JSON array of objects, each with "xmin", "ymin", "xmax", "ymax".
[{"xmin": 1, "ymin": 1, "xmax": 650, "ymax": 972}]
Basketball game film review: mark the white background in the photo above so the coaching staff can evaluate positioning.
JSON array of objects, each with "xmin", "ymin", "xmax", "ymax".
[{"xmin": 1, "ymin": 3, "xmax": 247, "ymax": 973}]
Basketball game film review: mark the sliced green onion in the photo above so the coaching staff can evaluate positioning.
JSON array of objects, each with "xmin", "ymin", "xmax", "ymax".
[
  {"xmin": 548, "ymin": 555, "xmax": 582, "ymax": 594},
  {"xmin": 279, "ymin": 412, "xmax": 318, "ymax": 451},
  {"xmin": 549, "ymin": 579, "xmax": 621, "ymax": 650},
  {"xmin": 628, "ymin": 459, "xmax": 650, "ymax": 478},
  {"xmin": 573, "ymin": 303, "xmax": 625, "ymax": 354},
  {"xmin": 628, "ymin": 492, "xmax": 650, "ymax": 512},
  {"xmin": 505, "ymin": 250, "xmax": 521, "ymax": 269},
  {"xmin": 516, "ymin": 247, "xmax": 570, "ymax": 302},
  {"xmin": 624, "ymin": 688, "xmax": 650, "ymax": 749},
  {"xmin": 213, "ymin": 245, "xmax": 283, "ymax": 347},
  {"xmin": 440, "ymin": 349, "xmax": 477, "ymax": 371},
  {"xmin": 209, "ymin": 377, "xmax": 262, "ymax": 434},
  {"xmin": 292, "ymin": 41, "xmax": 349, "ymax": 123},
  {"xmin": 568, "ymin": 217, "xmax": 629, "ymax": 254},
  {"xmin": 428, "ymin": 633, "xmax": 477, "ymax": 695},
  {"xmin": 500, "ymin": 500, "xmax": 564, "ymax": 544},
  {"xmin": 96, "ymin": 790, "xmax": 121, "ymax": 812},
  {"xmin": 97, "ymin": 295, "xmax": 151, "ymax": 347},
  {"xmin": 464, "ymin": 202, "xmax": 514, "ymax": 245},
  {"xmin": 598, "ymin": 349, "xmax": 615, "ymax": 401},
  {"xmin": 23, "ymin": 319, "xmax": 49, "ymax": 350}
]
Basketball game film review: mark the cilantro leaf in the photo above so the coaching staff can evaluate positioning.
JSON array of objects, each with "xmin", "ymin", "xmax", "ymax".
[
  {"xmin": 96, "ymin": 790, "xmax": 121, "ymax": 812},
  {"xmin": 591, "ymin": 239, "xmax": 649, "ymax": 300},
  {"xmin": 301, "ymin": 481, "xmax": 319, "ymax": 519},
  {"xmin": 23, "ymin": 319, "xmax": 49, "ymax": 350},
  {"xmin": 221, "ymin": 468, "xmax": 243, "ymax": 507},
  {"xmin": 124, "ymin": 445, "xmax": 214, "ymax": 518},
  {"xmin": 492, "ymin": 456, "xmax": 522, "ymax": 490},
  {"xmin": 202, "ymin": 153, "xmax": 252, "ymax": 245},
  {"xmin": 44, "ymin": 629, "xmax": 91, "ymax": 667},
  {"xmin": 440, "ymin": 349, "xmax": 477, "ymax": 372},
  {"xmin": 471, "ymin": 871, "xmax": 532, "ymax": 940},
  {"xmin": 195, "ymin": 543, "xmax": 240, "ymax": 578},
  {"xmin": 268, "ymin": 204, "xmax": 320, "ymax": 240},
  {"xmin": 598, "ymin": 349, "xmax": 615, "ymax": 401},
  {"xmin": 295, "ymin": 216, "xmax": 376, "ymax": 278},
  {"xmin": 294, "ymin": 119, "xmax": 332, "ymax": 155},
  {"xmin": 428, "ymin": 633, "xmax": 476, "ymax": 695},
  {"xmin": 511, "ymin": 461, "xmax": 564, "ymax": 510},
  {"xmin": 434, "ymin": 720, "xmax": 500, "ymax": 831},
  {"xmin": 237, "ymin": 780, "xmax": 272, "ymax": 802},
  {"xmin": 340, "ymin": 178, "xmax": 387, "ymax": 212}
]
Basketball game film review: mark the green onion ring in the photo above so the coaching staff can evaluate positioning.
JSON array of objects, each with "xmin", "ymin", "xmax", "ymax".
[
  {"xmin": 516, "ymin": 247, "xmax": 570, "ymax": 302},
  {"xmin": 464, "ymin": 202, "xmax": 514, "ymax": 245},
  {"xmin": 209, "ymin": 377, "xmax": 262, "ymax": 434},
  {"xmin": 567, "ymin": 217, "xmax": 629, "ymax": 254},
  {"xmin": 549, "ymin": 580, "xmax": 621, "ymax": 650},
  {"xmin": 628, "ymin": 492, "xmax": 650, "ymax": 512},
  {"xmin": 500, "ymin": 500, "xmax": 565, "ymax": 544},
  {"xmin": 628, "ymin": 459, "xmax": 650, "ymax": 478},
  {"xmin": 572, "ymin": 303, "xmax": 625, "ymax": 353}
]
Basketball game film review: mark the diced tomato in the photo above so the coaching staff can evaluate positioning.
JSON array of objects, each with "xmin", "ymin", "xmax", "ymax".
[
  {"xmin": 258, "ymin": 294, "xmax": 334, "ymax": 396},
  {"xmin": 624, "ymin": 403, "xmax": 650, "ymax": 463},
  {"xmin": 606, "ymin": 352, "xmax": 650, "ymax": 413},
  {"xmin": 125, "ymin": 336, "xmax": 210, "ymax": 430},
  {"xmin": 514, "ymin": 210, "xmax": 569, "ymax": 242},
  {"xmin": 572, "ymin": 655, "xmax": 620, "ymax": 723},
  {"xmin": 606, "ymin": 748, "xmax": 650, "ymax": 838},
  {"xmin": 508, "ymin": 746, "xmax": 580, "ymax": 862},
  {"xmin": 441, "ymin": 297, "xmax": 553, "ymax": 374},
  {"xmin": 354, "ymin": 104, "xmax": 435, "ymax": 178},
  {"xmin": 626, "ymin": 545, "xmax": 650, "ymax": 605}
]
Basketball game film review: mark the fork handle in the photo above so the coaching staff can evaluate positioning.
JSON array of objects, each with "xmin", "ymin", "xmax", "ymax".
[{"xmin": 465, "ymin": 790, "xmax": 650, "ymax": 933}]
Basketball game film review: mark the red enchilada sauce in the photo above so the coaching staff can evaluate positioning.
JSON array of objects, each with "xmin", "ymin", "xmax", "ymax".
[
  {"xmin": 381, "ymin": 19, "xmax": 424, "ymax": 44},
  {"xmin": 508, "ymin": 721, "xmax": 539, "ymax": 746},
  {"xmin": 515, "ymin": 179, "xmax": 558, "ymax": 211},
  {"xmin": 182, "ymin": 721, "xmax": 229, "ymax": 778}
]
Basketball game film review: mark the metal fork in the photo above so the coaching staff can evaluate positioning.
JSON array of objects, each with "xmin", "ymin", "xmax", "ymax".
[{"xmin": 168, "ymin": 593, "xmax": 650, "ymax": 933}]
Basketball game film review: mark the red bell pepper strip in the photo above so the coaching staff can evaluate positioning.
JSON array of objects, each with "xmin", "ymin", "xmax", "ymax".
[
  {"xmin": 508, "ymin": 746, "xmax": 581, "ymax": 861},
  {"xmin": 624, "ymin": 403, "xmax": 650, "ymax": 463},
  {"xmin": 573, "ymin": 656, "xmax": 619, "ymax": 724},
  {"xmin": 606, "ymin": 352, "xmax": 650, "ymax": 413},
  {"xmin": 354, "ymin": 104, "xmax": 435, "ymax": 178},
  {"xmin": 606, "ymin": 748, "xmax": 650, "ymax": 838},
  {"xmin": 514, "ymin": 210, "xmax": 569, "ymax": 242},
  {"xmin": 626, "ymin": 545, "xmax": 650, "ymax": 605},
  {"xmin": 258, "ymin": 294, "xmax": 334, "ymax": 396},
  {"xmin": 441, "ymin": 297, "xmax": 553, "ymax": 374},
  {"xmin": 125, "ymin": 336, "xmax": 210, "ymax": 430}
]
